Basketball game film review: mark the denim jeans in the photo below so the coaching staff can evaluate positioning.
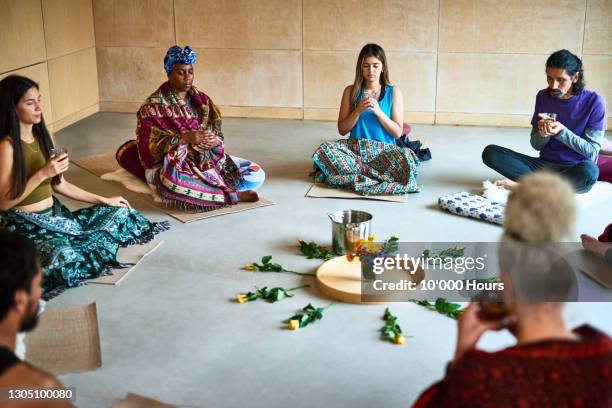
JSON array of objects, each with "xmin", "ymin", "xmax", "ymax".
[{"xmin": 482, "ymin": 144, "xmax": 599, "ymax": 193}]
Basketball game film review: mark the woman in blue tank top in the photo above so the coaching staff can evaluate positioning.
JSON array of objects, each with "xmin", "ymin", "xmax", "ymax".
[
  {"xmin": 311, "ymin": 44, "xmax": 420, "ymax": 196},
  {"xmin": 338, "ymin": 44, "xmax": 404, "ymax": 144}
]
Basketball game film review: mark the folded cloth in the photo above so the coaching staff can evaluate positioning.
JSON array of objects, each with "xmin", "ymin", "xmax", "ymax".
[
  {"xmin": 438, "ymin": 192, "xmax": 505, "ymax": 225},
  {"xmin": 397, "ymin": 136, "xmax": 432, "ymax": 161}
]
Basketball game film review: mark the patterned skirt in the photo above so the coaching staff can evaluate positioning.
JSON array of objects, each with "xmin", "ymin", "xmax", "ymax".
[
  {"xmin": 312, "ymin": 138, "xmax": 421, "ymax": 195},
  {"xmin": 0, "ymin": 198, "xmax": 169, "ymax": 298}
]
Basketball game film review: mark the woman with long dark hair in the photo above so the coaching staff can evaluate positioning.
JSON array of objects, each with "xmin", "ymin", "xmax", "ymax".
[
  {"xmin": 0, "ymin": 75, "xmax": 168, "ymax": 297},
  {"xmin": 312, "ymin": 43, "xmax": 420, "ymax": 196},
  {"xmin": 338, "ymin": 43, "xmax": 404, "ymax": 143}
]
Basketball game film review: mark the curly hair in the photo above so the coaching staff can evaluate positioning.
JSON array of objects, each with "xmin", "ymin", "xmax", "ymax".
[{"xmin": 504, "ymin": 172, "xmax": 575, "ymax": 242}]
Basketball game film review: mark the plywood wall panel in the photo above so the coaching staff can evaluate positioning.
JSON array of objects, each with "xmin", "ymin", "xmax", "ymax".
[
  {"xmin": 0, "ymin": 0, "xmax": 47, "ymax": 73},
  {"xmin": 583, "ymin": 0, "xmax": 612, "ymax": 55},
  {"xmin": 93, "ymin": 0, "xmax": 175, "ymax": 47},
  {"xmin": 582, "ymin": 55, "xmax": 612, "ymax": 120},
  {"xmin": 43, "ymin": 0, "xmax": 95, "ymax": 59},
  {"xmin": 304, "ymin": 0, "xmax": 438, "ymax": 51},
  {"xmin": 175, "ymin": 0, "xmax": 302, "ymax": 50},
  {"xmin": 48, "ymin": 48, "xmax": 99, "ymax": 120},
  {"xmin": 198, "ymin": 49, "xmax": 302, "ymax": 107},
  {"xmin": 96, "ymin": 47, "xmax": 168, "ymax": 102},
  {"xmin": 440, "ymin": 0, "xmax": 585, "ymax": 54},
  {"xmin": 437, "ymin": 53, "xmax": 544, "ymax": 115}
]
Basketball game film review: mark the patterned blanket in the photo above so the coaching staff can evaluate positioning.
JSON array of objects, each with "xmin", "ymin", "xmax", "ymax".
[
  {"xmin": 1, "ymin": 198, "xmax": 168, "ymax": 297},
  {"xmin": 312, "ymin": 139, "xmax": 420, "ymax": 196}
]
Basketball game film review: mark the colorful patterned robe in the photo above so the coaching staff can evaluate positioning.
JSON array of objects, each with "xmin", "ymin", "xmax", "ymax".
[{"xmin": 136, "ymin": 82, "xmax": 243, "ymax": 211}]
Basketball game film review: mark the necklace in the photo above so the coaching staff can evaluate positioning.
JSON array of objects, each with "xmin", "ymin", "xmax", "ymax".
[
  {"xmin": 363, "ymin": 86, "xmax": 382, "ymax": 100},
  {"xmin": 22, "ymin": 138, "xmax": 40, "ymax": 153}
]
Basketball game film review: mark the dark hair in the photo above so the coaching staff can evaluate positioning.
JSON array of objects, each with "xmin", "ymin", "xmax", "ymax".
[
  {"xmin": 0, "ymin": 75, "xmax": 59, "ymax": 200},
  {"xmin": 546, "ymin": 49, "xmax": 585, "ymax": 94},
  {"xmin": 0, "ymin": 229, "xmax": 40, "ymax": 321},
  {"xmin": 350, "ymin": 43, "xmax": 391, "ymax": 107}
]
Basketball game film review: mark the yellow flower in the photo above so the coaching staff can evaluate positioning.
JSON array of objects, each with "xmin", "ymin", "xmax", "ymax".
[
  {"xmin": 288, "ymin": 319, "xmax": 300, "ymax": 330},
  {"xmin": 394, "ymin": 335, "xmax": 406, "ymax": 345},
  {"xmin": 245, "ymin": 263, "xmax": 254, "ymax": 271},
  {"xmin": 367, "ymin": 233, "xmax": 377, "ymax": 242},
  {"xmin": 353, "ymin": 238, "xmax": 365, "ymax": 253},
  {"xmin": 236, "ymin": 294, "xmax": 248, "ymax": 304},
  {"xmin": 296, "ymin": 240, "xmax": 302, "ymax": 247}
]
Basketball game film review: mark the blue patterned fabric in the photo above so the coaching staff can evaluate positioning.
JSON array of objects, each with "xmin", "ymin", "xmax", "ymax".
[
  {"xmin": 164, "ymin": 45, "xmax": 197, "ymax": 75},
  {"xmin": 438, "ymin": 192, "xmax": 505, "ymax": 225},
  {"xmin": 0, "ymin": 198, "xmax": 169, "ymax": 297},
  {"xmin": 350, "ymin": 85, "xmax": 396, "ymax": 145},
  {"xmin": 231, "ymin": 156, "xmax": 266, "ymax": 191},
  {"xmin": 312, "ymin": 138, "xmax": 420, "ymax": 195}
]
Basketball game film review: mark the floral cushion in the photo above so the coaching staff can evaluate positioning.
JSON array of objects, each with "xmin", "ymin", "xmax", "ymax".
[{"xmin": 438, "ymin": 192, "xmax": 505, "ymax": 225}]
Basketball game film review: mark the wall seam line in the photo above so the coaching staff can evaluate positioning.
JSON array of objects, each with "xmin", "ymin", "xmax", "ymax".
[
  {"xmin": 173, "ymin": 0, "xmax": 177, "ymax": 44},
  {"xmin": 580, "ymin": 0, "xmax": 588, "ymax": 57},
  {"xmin": 434, "ymin": 0, "xmax": 442, "ymax": 125}
]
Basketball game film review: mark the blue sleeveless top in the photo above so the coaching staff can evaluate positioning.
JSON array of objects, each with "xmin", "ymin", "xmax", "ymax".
[{"xmin": 350, "ymin": 84, "xmax": 395, "ymax": 145}]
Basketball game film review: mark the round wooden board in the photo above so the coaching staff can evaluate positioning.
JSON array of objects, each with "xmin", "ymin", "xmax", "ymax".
[
  {"xmin": 316, "ymin": 256, "xmax": 365, "ymax": 304},
  {"xmin": 316, "ymin": 256, "xmax": 426, "ymax": 304}
]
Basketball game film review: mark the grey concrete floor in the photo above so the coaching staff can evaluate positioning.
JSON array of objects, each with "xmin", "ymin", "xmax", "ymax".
[{"xmin": 48, "ymin": 113, "xmax": 611, "ymax": 407}]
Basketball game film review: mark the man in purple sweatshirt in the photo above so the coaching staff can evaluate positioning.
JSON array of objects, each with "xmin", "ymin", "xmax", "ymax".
[{"xmin": 482, "ymin": 49, "xmax": 606, "ymax": 193}]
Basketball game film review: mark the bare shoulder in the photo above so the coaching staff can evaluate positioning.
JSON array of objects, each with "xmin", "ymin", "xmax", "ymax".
[
  {"xmin": 0, "ymin": 363, "xmax": 64, "ymax": 389},
  {"xmin": 0, "ymin": 136, "xmax": 13, "ymax": 151},
  {"xmin": 392, "ymin": 85, "xmax": 402, "ymax": 96},
  {"xmin": 343, "ymin": 84, "xmax": 354, "ymax": 95},
  {"xmin": 0, "ymin": 137, "xmax": 14, "ymax": 161}
]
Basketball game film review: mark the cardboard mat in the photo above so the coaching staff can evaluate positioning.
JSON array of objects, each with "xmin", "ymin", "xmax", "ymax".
[
  {"xmin": 306, "ymin": 183, "xmax": 408, "ymax": 203},
  {"xmin": 73, "ymin": 154, "xmax": 274, "ymax": 223},
  {"xmin": 24, "ymin": 303, "xmax": 101, "ymax": 374},
  {"xmin": 89, "ymin": 240, "xmax": 164, "ymax": 285},
  {"xmin": 113, "ymin": 393, "xmax": 176, "ymax": 408}
]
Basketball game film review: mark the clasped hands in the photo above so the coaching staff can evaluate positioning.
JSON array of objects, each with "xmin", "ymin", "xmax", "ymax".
[
  {"xmin": 355, "ymin": 95, "xmax": 383, "ymax": 117},
  {"xmin": 537, "ymin": 117, "xmax": 565, "ymax": 138},
  {"xmin": 180, "ymin": 130, "xmax": 221, "ymax": 150}
]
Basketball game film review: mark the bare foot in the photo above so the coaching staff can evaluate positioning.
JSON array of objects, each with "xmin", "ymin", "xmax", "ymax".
[
  {"xmin": 494, "ymin": 179, "xmax": 518, "ymax": 190},
  {"xmin": 238, "ymin": 190, "xmax": 259, "ymax": 203},
  {"xmin": 581, "ymin": 234, "xmax": 611, "ymax": 258}
]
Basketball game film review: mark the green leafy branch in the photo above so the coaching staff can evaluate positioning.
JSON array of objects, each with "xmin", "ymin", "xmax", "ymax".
[
  {"xmin": 380, "ymin": 235, "xmax": 400, "ymax": 255},
  {"xmin": 245, "ymin": 256, "xmax": 315, "ymax": 276},
  {"xmin": 411, "ymin": 298, "xmax": 465, "ymax": 319},
  {"xmin": 421, "ymin": 246, "xmax": 465, "ymax": 264},
  {"xmin": 381, "ymin": 308, "xmax": 410, "ymax": 344},
  {"xmin": 284, "ymin": 302, "xmax": 335, "ymax": 330},
  {"xmin": 236, "ymin": 284, "xmax": 310, "ymax": 304},
  {"xmin": 297, "ymin": 240, "xmax": 335, "ymax": 260}
]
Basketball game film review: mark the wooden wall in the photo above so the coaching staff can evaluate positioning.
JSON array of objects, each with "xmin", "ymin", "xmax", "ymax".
[{"xmin": 0, "ymin": 0, "xmax": 98, "ymax": 132}]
